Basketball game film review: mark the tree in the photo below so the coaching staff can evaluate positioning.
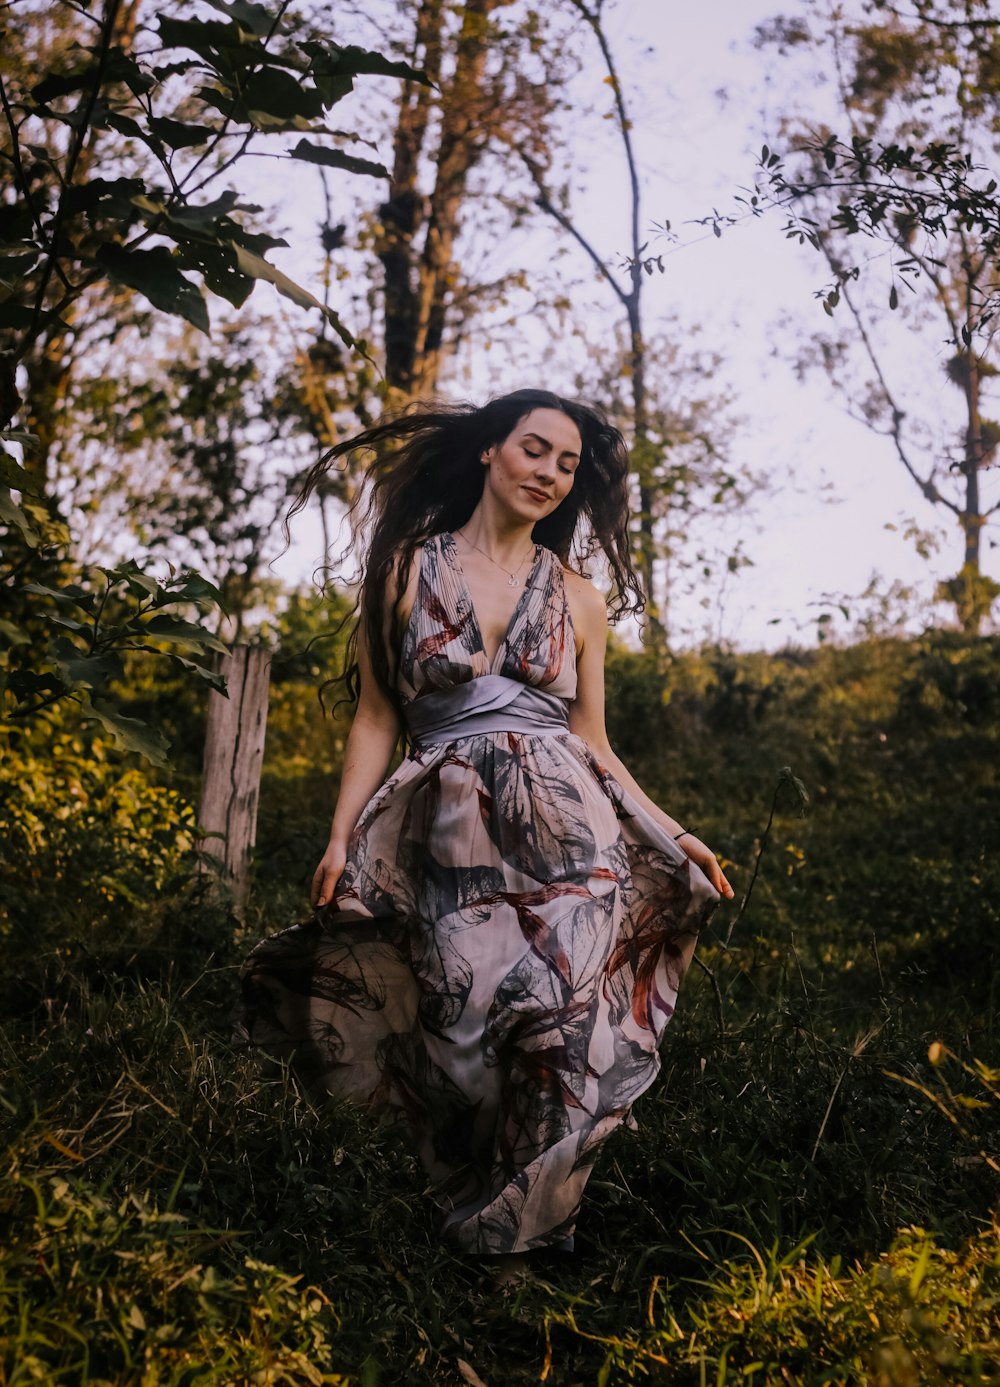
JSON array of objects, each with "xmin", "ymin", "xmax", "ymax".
[
  {"xmin": 0, "ymin": 0, "xmax": 424, "ymax": 752},
  {"xmin": 517, "ymin": 0, "xmax": 751, "ymax": 648},
  {"xmin": 368, "ymin": 0, "xmax": 579, "ymax": 398},
  {"xmin": 568, "ymin": 323, "xmax": 751, "ymax": 646},
  {"xmin": 752, "ymin": 0, "xmax": 1000, "ymax": 632},
  {"xmin": 64, "ymin": 315, "xmax": 319, "ymax": 635}
]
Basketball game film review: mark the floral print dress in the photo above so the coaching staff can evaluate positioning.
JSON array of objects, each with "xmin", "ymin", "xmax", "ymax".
[{"xmin": 239, "ymin": 532, "xmax": 718, "ymax": 1255}]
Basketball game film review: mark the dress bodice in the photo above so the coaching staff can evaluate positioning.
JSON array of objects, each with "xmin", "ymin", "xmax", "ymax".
[{"xmin": 397, "ymin": 532, "xmax": 577, "ymax": 706}]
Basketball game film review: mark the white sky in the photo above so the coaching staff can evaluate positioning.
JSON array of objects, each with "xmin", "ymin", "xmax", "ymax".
[{"xmin": 264, "ymin": 0, "xmax": 1000, "ymax": 648}]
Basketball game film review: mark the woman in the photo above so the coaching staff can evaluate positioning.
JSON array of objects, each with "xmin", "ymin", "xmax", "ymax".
[{"xmin": 239, "ymin": 388, "xmax": 733, "ymax": 1274}]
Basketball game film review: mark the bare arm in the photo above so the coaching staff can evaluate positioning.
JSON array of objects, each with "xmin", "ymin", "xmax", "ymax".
[
  {"xmin": 565, "ymin": 572, "xmax": 734, "ymax": 901},
  {"xmin": 312, "ymin": 589, "xmax": 403, "ymax": 908}
]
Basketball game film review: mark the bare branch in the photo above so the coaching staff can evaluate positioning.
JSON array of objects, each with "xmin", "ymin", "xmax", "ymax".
[
  {"xmin": 564, "ymin": 0, "xmax": 641, "ymax": 272},
  {"xmin": 526, "ymin": 167, "xmax": 630, "ymax": 309},
  {"xmin": 819, "ymin": 234, "xmax": 948, "ymax": 510}
]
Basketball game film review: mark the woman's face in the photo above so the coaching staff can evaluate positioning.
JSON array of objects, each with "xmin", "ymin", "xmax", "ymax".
[{"xmin": 482, "ymin": 407, "xmax": 582, "ymax": 524}]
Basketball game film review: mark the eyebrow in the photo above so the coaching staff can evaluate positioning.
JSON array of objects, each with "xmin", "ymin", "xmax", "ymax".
[{"xmin": 523, "ymin": 431, "xmax": 581, "ymax": 462}]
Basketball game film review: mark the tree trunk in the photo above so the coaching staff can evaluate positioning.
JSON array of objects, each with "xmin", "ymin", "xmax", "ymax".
[
  {"xmin": 963, "ymin": 349, "xmax": 983, "ymax": 575},
  {"xmin": 627, "ymin": 291, "xmax": 666, "ymax": 650},
  {"xmin": 957, "ymin": 347, "xmax": 986, "ymax": 634},
  {"xmin": 16, "ymin": 0, "xmax": 144, "ymax": 494},
  {"xmin": 376, "ymin": 0, "xmax": 498, "ymax": 397},
  {"xmin": 197, "ymin": 645, "xmax": 271, "ymax": 911}
]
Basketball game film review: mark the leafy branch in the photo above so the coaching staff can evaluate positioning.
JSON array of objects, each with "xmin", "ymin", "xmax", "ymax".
[{"xmin": 3, "ymin": 560, "xmax": 231, "ymax": 765}]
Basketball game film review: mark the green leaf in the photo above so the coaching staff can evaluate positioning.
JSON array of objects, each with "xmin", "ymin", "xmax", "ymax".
[
  {"xmin": 127, "ymin": 576, "xmax": 161, "ymax": 601},
  {"xmin": 0, "ymin": 486, "xmax": 40, "ymax": 544},
  {"xmin": 104, "ymin": 111, "xmax": 147, "ymax": 143},
  {"xmin": 152, "ymin": 59, "xmax": 202, "ymax": 81},
  {"xmin": 49, "ymin": 613, "xmax": 92, "ymax": 633},
  {"xmin": 161, "ymin": 571, "xmax": 229, "ymax": 612},
  {"xmin": 241, "ymin": 66, "xmax": 324, "ymax": 124},
  {"xmin": 202, "ymin": 0, "xmax": 275, "ymax": 37},
  {"xmin": 0, "ymin": 618, "xmax": 29, "ymax": 647},
  {"xmin": 7, "ymin": 669, "xmax": 64, "ymax": 700},
  {"xmin": 303, "ymin": 73, "xmax": 354, "ymax": 110},
  {"xmin": 140, "ymin": 614, "xmax": 229, "ymax": 654},
  {"xmin": 157, "ymin": 14, "xmax": 260, "ymax": 61},
  {"xmin": 176, "ymin": 241, "xmax": 253, "ymax": 309},
  {"xmin": 147, "ymin": 115, "xmax": 217, "ymax": 149},
  {"xmin": 146, "ymin": 190, "xmax": 245, "ymax": 237},
  {"xmin": 55, "ymin": 649, "xmax": 125, "ymax": 690},
  {"xmin": 23, "ymin": 581, "xmax": 96, "ymax": 608},
  {"xmin": 0, "ymin": 454, "xmax": 40, "ymax": 493},
  {"xmin": 303, "ymin": 40, "xmax": 430, "ymax": 87},
  {"xmin": 288, "ymin": 140, "xmax": 388, "ymax": 178},
  {"xmin": 105, "ymin": 46, "xmax": 156, "ymax": 97},
  {"xmin": 231, "ymin": 244, "xmax": 357, "ymax": 347},
  {"xmin": 31, "ymin": 48, "xmax": 153, "ymax": 103},
  {"xmin": 96, "ymin": 244, "xmax": 210, "ymax": 334},
  {"xmin": 30, "ymin": 65, "xmax": 97, "ymax": 104},
  {"xmin": 62, "ymin": 177, "xmax": 146, "ymax": 219},
  {"xmin": 0, "ymin": 428, "xmax": 40, "ymax": 453},
  {"xmin": 164, "ymin": 650, "xmax": 229, "ymax": 693},
  {"xmin": 87, "ymin": 698, "xmax": 170, "ymax": 766}
]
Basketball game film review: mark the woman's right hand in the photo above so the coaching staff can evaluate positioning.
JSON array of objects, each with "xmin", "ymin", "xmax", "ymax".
[{"xmin": 311, "ymin": 839, "xmax": 347, "ymax": 909}]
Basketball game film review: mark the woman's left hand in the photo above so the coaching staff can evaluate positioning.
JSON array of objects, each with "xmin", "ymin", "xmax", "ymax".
[{"xmin": 678, "ymin": 834, "xmax": 735, "ymax": 900}]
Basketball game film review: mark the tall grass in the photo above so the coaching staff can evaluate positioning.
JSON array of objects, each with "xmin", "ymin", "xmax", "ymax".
[{"xmin": 1, "ymin": 633, "xmax": 998, "ymax": 1384}]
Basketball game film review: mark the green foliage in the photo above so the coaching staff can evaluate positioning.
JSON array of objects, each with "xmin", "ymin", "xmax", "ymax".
[
  {"xmin": 0, "ymin": 720, "xmax": 201, "ymax": 943},
  {"xmin": 1, "ymin": 557, "xmax": 229, "ymax": 763},
  {"xmin": 1, "ymin": 1166, "xmax": 350, "ymax": 1385},
  {"xmin": 541, "ymin": 1227, "xmax": 1000, "ymax": 1383},
  {"xmin": 0, "ymin": 0, "xmax": 427, "ymax": 760},
  {"xmin": 0, "ymin": 1, "xmax": 425, "ymax": 378},
  {"xmin": 1, "ymin": 632, "xmax": 998, "ymax": 1383},
  {"xmin": 935, "ymin": 564, "xmax": 1000, "ymax": 635}
]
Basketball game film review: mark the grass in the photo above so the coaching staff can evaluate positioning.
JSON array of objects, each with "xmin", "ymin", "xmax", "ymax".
[{"xmin": 1, "ymin": 632, "xmax": 998, "ymax": 1384}]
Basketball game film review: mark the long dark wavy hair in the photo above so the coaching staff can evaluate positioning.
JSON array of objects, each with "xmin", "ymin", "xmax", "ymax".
[{"xmin": 288, "ymin": 388, "xmax": 645, "ymax": 708}]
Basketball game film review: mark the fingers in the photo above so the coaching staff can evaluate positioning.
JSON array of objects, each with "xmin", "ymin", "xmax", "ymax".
[
  {"xmin": 312, "ymin": 859, "xmax": 344, "ymax": 908},
  {"xmin": 708, "ymin": 859, "xmax": 735, "ymax": 900},
  {"xmin": 685, "ymin": 842, "xmax": 735, "ymax": 901}
]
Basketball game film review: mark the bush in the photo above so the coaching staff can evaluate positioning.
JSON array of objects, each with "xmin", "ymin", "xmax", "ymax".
[
  {"xmin": 0, "ymin": 1163, "xmax": 351, "ymax": 1385},
  {"xmin": 0, "ymin": 727, "xmax": 201, "ymax": 945}
]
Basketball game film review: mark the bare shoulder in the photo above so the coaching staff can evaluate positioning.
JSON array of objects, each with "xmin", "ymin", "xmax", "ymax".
[
  {"xmin": 392, "ymin": 541, "xmax": 425, "ymax": 627},
  {"xmin": 561, "ymin": 564, "xmax": 608, "ymax": 650}
]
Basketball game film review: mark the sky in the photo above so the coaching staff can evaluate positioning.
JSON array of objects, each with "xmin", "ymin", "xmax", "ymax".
[{"xmin": 266, "ymin": 0, "xmax": 1000, "ymax": 649}]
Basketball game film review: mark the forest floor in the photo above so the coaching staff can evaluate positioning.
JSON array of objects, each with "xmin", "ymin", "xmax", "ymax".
[{"xmin": 1, "ymin": 632, "xmax": 998, "ymax": 1385}]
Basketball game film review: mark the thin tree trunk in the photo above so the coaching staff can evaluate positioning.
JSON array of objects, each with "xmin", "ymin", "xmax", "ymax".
[
  {"xmin": 197, "ymin": 645, "xmax": 271, "ymax": 911},
  {"xmin": 377, "ymin": 0, "xmax": 444, "ymax": 393},
  {"xmin": 376, "ymin": 0, "xmax": 500, "ymax": 398},
  {"xmin": 17, "ymin": 0, "xmax": 144, "ymax": 494},
  {"xmin": 961, "ymin": 346, "xmax": 984, "ymax": 632}
]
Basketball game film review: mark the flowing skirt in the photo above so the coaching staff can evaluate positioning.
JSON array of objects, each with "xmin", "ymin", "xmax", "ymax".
[{"xmin": 238, "ymin": 729, "xmax": 717, "ymax": 1255}]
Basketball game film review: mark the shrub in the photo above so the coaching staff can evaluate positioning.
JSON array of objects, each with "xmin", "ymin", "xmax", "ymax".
[{"xmin": 0, "ymin": 725, "xmax": 200, "ymax": 944}]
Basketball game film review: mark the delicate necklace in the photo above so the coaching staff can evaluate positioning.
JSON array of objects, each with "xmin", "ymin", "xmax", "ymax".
[{"xmin": 455, "ymin": 529, "xmax": 536, "ymax": 587}]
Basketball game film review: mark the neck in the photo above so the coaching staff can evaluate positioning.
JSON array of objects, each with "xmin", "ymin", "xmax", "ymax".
[{"xmin": 457, "ymin": 501, "xmax": 535, "ymax": 565}]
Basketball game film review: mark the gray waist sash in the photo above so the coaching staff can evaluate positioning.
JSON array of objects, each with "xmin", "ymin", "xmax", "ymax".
[{"xmin": 405, "ymin": 674, "xmax": 570, "ymax": 747}]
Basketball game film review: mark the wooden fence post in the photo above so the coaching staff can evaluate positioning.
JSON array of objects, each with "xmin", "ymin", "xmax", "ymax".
[{"xmin": 197, "ymin": 643, "xmax": 272, "ymax": 910}]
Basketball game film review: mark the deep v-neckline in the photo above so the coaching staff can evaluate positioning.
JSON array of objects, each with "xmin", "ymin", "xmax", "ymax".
[{"xmin": 444, "ymin": 531, "xmax": 543, "ymax": 673}]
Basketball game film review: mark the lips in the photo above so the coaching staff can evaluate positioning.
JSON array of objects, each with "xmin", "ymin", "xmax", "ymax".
[{"xmin": 522, "ymin": 486, "xmax": 551, "ymax": 503}]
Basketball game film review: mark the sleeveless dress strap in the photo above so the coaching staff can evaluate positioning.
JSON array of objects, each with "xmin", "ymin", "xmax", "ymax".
[{"xmin": 404, "ymin": 674, "xmax": 569, "ymax": 747}]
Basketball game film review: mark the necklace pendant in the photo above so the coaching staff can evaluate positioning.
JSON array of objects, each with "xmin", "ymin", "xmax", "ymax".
[{"xmin": 507, "ymin": 574, "xmax": 517, "ymax": 586}]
